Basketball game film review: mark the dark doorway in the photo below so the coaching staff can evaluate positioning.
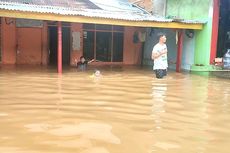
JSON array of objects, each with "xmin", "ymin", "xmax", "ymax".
[
  {"xmin": 83, "ymin": 31, "xmax": 95, "ymax": 60},
  {"xmin": 96, "ymin": 32, "xmax": 112, "ymax": 62},
  {"xmin": 217, "ymin": 0, "xmax": 230, "ymax": 57},
  {"xmin": 49, "ymin": 26, "xmax": 70, "ymax": 65}
]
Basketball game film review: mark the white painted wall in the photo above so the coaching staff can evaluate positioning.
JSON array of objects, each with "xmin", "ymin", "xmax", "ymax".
[{"xmin": 182, "ymin": 32, "xmax": 195, "ymax": 70}]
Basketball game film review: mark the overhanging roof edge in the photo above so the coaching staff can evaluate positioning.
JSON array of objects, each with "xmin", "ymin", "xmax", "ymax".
[{"xmin": 0, "ymin": 9, "xmax": 203, "ymax": 30}]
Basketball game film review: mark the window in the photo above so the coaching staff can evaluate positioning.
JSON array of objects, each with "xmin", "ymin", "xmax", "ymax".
[
  {"xmin": 96, "ymin": 32, "xmax": 112, "ymax": 62},
  {"xmin": 83, "ymin": 23, "xmax": 95, "ymax": 30},
  {"xmin": 96, "ymin": 24, "xmax": 112, "ymax": 31},
  {"xmin": 83, "ymin": 24, "xmax": 124, "ymax": 62},
  {"xmin": 113, "ymin": 32, "xmax": 123, "ymax": 62}
]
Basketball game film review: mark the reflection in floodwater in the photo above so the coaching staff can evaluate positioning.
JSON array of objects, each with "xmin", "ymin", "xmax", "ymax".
[
  {"xmin": 0, "ymin": 66, "xmax": 230, "ymax": 153},
  {"xmin": 151, "ymin": 83, "xmax": 167, "ymax": 130}
]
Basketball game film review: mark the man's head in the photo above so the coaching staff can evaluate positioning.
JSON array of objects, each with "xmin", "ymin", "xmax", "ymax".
[
  {"xmin": 80, "ymin": 56, "xmax": 85, "ymax": 63},
  {"xmin": 158, "ymin": 33, "xmax": 167, "ymax": 43},
  {"xmin": 94, "ymin": 70, "xmax": 101, "ymax": 77}
]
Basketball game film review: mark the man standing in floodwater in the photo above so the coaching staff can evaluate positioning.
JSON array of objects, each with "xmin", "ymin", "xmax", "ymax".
[{"xmin": 151, "ymin": 33, "xmax": 168, "ymax": 79}]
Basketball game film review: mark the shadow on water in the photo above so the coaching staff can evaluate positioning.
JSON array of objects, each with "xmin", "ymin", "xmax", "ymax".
[
  {"xmin": 191, "ymin": 70, "xmax": 230, "ymax": 79},
  {"xmin": 190, "ymin": 71, "xmax": 211, "ymax": 77},
  {"xmin": 210, "ymin": 71, "xmax": 230, "ymax": 79}
]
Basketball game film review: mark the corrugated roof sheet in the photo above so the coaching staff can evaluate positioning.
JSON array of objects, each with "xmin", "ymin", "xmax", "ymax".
[
  {"xmin": 89, "ymin": 0, "xmax": 141, "ymax": 12},
  {"xmin": 0, "ymin": 0, "xmax": 100, "ymax": 9},
  {"xmin": 0, "ymin": 0, "xmax": 206, "ymax": 24}
]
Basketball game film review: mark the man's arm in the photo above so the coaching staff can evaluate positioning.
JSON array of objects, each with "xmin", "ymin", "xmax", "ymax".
[
  {"xmin": 152, "ymin": 49, "xmax": 167, "ymax": 60},
  {"xmin": 88, "ymin": 59, "xmax": 95, "ymax": 64}
]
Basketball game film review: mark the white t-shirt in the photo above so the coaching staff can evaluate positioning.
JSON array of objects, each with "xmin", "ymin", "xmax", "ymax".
[{"xmin": 152, "ymin": 43, "xmax": 168, "ymax": 70}]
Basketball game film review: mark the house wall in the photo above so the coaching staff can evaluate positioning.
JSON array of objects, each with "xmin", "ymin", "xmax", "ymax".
[
  {"xmin": 71, "ymin": 23, "xmax": 83, "ymax": 66},
  {"xmin": 1, "ymin": 18, "xmax": 48, "ymax": 65},
  {"xmin": 166, "ymin": 0, "xmax": 210, "ymax": 20},
  {"xmin": 182, "ymin": 32, "xmax": 195, "ymax": 70},
  {"xmin": 71, "ymin": 24, "xmax": 142, "ymax": 66},
  {"xmin": 16, "ymin": 28, "xmax": 42, "ymax": 64},
  {"xmin": 141, "ymin": 0, "xmax": 207, "ymax": 71},
  {"xmin": 1, "ymin": 18, "xmax": 16, "ymax": 64},
  {"xmin": 167, "ymin": 0, "xmax": 213, "ymax": 70},
  {"xmin": 1, "ymin": 19, "xmax": 141, "ymax": 66},
  {"xmin": 143, "ymin": 28, "xmax": 178, "ymax": 69},
  {"xmin": 194, "ymin": 19, "xmax": 213, "ymax": 66},
  {"xmin": 123, "ymin": 27, "xmax": 142, "ymax": 65}
]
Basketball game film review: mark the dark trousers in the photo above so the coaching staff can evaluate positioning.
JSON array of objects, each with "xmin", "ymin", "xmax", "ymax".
[{"xmin": 155, "ymin": 69, "xmax": 167, "ymax": 79}]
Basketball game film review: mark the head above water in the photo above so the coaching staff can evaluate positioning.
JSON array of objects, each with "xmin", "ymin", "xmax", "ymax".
[
  {"xmin": 80, "ymin": 56, "xmax": 85, "ymax": 62},
  {"xmin": 157, "ymin": 32, "xmax": 167, "ymax": 44},
  {"xmin": 94, "ymin": 70, "xmax": 101, "ymax": 77}
]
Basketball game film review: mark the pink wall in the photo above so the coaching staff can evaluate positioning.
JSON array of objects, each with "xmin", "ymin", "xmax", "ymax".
[
  {"xmin": 1, "ymin": 18, "xmax": 16, "ymax": 64},
  {"xmin": 16, "ymin": 28, "xmax": 42, "ymax": 64},
  {"xmin": 71, "ymin": 23, "xmax": 83, "ymax": 66},
  {"xmin": 1, "ymin": 19, "xmax": 142, "ymax": 66},
  {"xmin": 123, "ymin": 27, "xmax": 142, "ymax": 65},
  {"xmin": 1, "ymin": 18, "xmax": 48, "ymax": 65}
]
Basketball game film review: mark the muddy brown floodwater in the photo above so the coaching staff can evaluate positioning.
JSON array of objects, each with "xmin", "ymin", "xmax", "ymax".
[{"xmin": 0, "ymin": 66, "xmax": 230, "ymax": 153}]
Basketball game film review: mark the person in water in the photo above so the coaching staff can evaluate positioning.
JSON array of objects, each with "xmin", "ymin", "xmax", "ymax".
[
  {"xmin": 151, "ymin": 33, "xmax": 168, "ymax": 79},
  {"xmin": 76, "ymin": 56, "xmax": 95, "ymax": 70},
  {"xmin": 89, "ymin": 69, "xmax": 102, "ymax": 78}
]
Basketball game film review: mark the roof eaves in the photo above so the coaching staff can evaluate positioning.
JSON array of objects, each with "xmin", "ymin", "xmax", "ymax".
[{"xmin": 0, "ymin": 1, "xmax": 205, "ymax": 24}]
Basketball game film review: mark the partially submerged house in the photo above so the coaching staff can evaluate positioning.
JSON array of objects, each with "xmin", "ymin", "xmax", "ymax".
[
  {"xmin": 0, "ymin": 0, "xmax": 203, "ymax": 73},
  {"xmin": 145, "ymin": 0, "xmax": 228, "ymax": 71}
]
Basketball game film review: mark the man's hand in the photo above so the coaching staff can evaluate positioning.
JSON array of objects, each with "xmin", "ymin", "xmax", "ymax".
[
  {"xmin": 161, "ymin": 49, "xmax": 167, "ymax": 54},
  {"xmin": 152, "ymin": 49, "xmax": 167, "ymax": 60}
]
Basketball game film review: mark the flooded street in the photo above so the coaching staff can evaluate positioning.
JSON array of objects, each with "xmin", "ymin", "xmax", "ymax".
[{"xmin": 0, "ymin": 66, "xmax": 230, "ymax": 153}]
